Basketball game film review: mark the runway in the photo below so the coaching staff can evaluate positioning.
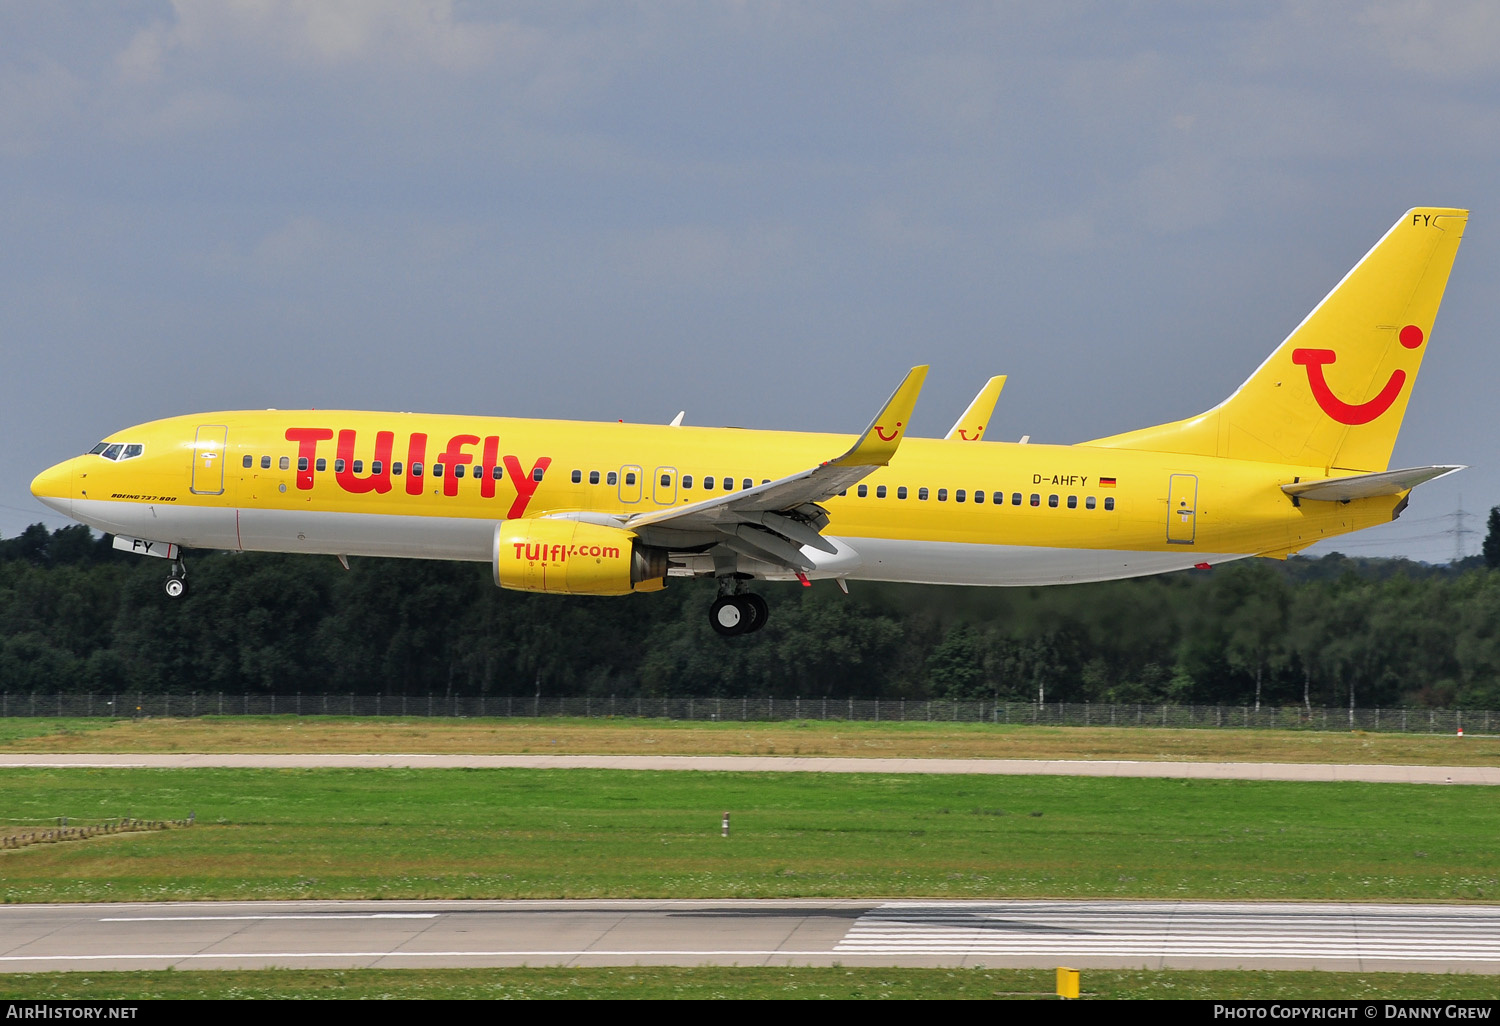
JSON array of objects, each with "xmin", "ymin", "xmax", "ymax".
[
  {"xmin": 3, "ymin": 899, "xmax": 1496, "ymax": 973},
  {"xmin": 2, "ymin": 752, "xmax": 1495, "ymax": 784}
]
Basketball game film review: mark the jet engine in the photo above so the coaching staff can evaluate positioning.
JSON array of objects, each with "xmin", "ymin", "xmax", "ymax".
[{"xmin": 493, "ymin": 519, "xmax": 667, "ymax": 595}]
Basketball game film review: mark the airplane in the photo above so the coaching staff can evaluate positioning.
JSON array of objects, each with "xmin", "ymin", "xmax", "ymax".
[{"xmin": 31, "ymin": 207, "xmax": 1468, "ymax": 636}]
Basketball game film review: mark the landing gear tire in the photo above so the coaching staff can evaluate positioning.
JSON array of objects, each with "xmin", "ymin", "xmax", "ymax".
[
  {"xmin": 743, "ymin": 593, "xmax": 768, "ymax": 633},
  {"xmin": 709, "ymin": 594, "xmax": 769, "ymax": 636},
  {"xmin": 164, "ymin": 576, "xmax": 188, "ymax": 599},
  {"xmin": 710, "ymin": 596, "xmax": 748, "ymax": 637}
]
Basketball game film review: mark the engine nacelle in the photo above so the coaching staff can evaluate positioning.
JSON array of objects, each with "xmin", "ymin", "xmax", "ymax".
[{"xmin": 493, "ymin": 519, "xmax": 667, "ymax": 596}]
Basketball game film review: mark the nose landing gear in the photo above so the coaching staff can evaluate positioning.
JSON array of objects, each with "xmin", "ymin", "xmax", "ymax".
[{"xmin": 164, "ymin": 559, "xmax": 189, "ymax": 599}]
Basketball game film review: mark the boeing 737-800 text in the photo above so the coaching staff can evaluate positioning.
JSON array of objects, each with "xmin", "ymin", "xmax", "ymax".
[{"xmin": 31, "ymin": 208, "xmax": 1468, "ymax": 635}]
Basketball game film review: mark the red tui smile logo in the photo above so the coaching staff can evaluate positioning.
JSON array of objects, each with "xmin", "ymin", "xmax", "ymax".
[
  {"xmin": 1292, "ymin": 325, "xmax": 1423, "ymax": 426},
  {"xmin": 874, "ymin": 422, "xmax": 903, "ymax": 441}
]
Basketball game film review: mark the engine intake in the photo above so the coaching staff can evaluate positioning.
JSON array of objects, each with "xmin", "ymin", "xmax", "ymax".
[{"xmin": 493, "ymin": 519, "xmax": 667, "ymax": 595}]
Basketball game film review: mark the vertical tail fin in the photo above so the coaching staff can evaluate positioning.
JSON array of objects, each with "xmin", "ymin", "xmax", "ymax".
[{"xmin": 1085, "ymin": 208, "xmax": 1468, "ymax": 472}]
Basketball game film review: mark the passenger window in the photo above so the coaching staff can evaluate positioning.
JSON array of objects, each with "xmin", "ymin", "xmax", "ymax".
[
  {"xmin": 590, "ymin": 471, "xmax": 600, "ymax": 484},
  {"xmin": 607, "ymin": 471, "xmax": 618, "ymax": 485},
  {"xmin": 1048, "ymin": 494, "xmax": 1058, "ymax": 508},
  {"xmin": 334, "ymin": 459, "xmax": 346, "ymax": 473},
  {"xmin": 1104, "ymin": 497, "xmax": 1115, "ymax": 511},
  {"xmin": 937, "ymin": 488, "xmax": 948, "ymax": 501},
  {"xmin": 661, "ymin": 473, "xmax": 671, "ymax": 487},
  {"xmin": 352, "ymin": 460, "xmax": 364, "ymax": 473},
  {"xmin": 682, "ymin": 474, "xmax": 692, "ymax": 488},
  {"xmin": 280, "ymin": 456, "xmax": 290, "ymax": 471},
  {"xmin": 242, "ymin": 455, "xmax": 253, "ymax": 469},
  {"xmin": 994, "ymin": 491, "xmax": 1004, "ymax": 505},
  {"xmin": 876, "ymin": 485, "xmax": 886, "ymax": 498},
  {"xmin": 533, "ymin": 467, "xmax": 545, "ymax": 482},
  {"xmin": 1030, "ymin": 493, "xmax": 1040, "ymax": 506},
  {"xmin": 625, "ymin": 472, "xmax": 635, "ymax": 485},
  {"xmin": 742, "ymin": 478, "xmax": 752, "ymax": 489},
  {"xmin": 1013, "ymin": 493, "xmax": 1023, "ymax": 505},
  {"xmin": 493, "ymin": 465, "xmax": 503, "ymax": 479},
  {"xmin": 571, "ymin": 470, "xmax": 582, "ymax": 484},
  {"xmin": 372, "ymin": 461, "xmax": 382, "ymax": 474},
  {"xmin": 261, "ymin": 455, "xmax": 271, "ymax": 469},
  {"xmin": 392, "ymin": 461, "xmax": 403, "ymax": 475},
  {"xmin": 703, "ymin": 476, "xmax": 715, "ymax": 489},
  {"xmin": 454, "ymin": 465, "xmax": 465, "ymax": 478},
  {"xmin": 858, "ymin": 485, "xmax": 868, "ymax": 497},
  {"xmin": 1086, "ymin": 496, "xmax": 1096, "ymax": 509},
  {"xmin": 298, "ymin": 457, "xmax": 309, "ymax": 471},
  {"xmin": 1067, "ymin": 495, "xmax": 1077, "ymax": 509},
  {"xmin": 919, "ymin": 487, "xmax": 929, "ymax": 500},
  {"xmin": 433, "ymin": 463, "xmax": 444, "ymax": 478},
  {"xmin": 898, "ymin": 486, "xmax": 908, "ymax": 499},
  {"xmin": 956, "ymin": 489, "xmax": 966, "ymax": 502},
  {"xmin": 316, "ymin": 458, "xmax": 327, "ymax": 472},
  {"xmin": 411, "ymin": 462, "xmax": 423, "ymax": 477},
  {"xmin": 974, "ymin": 490, "xmax": 983, "ymax": 504}
]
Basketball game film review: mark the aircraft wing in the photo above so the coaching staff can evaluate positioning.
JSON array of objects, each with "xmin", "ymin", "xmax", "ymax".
[
  {"xmin": 1281, "ymin": 465, "xmax": 1463, "ymax": 502},
  {"xmin": 613, "ymin": 366, "xmax": 928, "ymax": 571}
]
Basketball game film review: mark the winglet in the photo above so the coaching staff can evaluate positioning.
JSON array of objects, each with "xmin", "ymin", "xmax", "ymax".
[
  {"xmin": 944, "ymin": 375, "xmax": 1006, "ymax": 441},
  {"xmin": 831, "ymin": 365, "xmax": 928, "ymax": 467}
]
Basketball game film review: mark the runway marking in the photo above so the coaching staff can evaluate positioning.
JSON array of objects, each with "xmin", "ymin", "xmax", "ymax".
[
  {"xmin": 99, "ymin": 914, "xmax": 438, "ymax": 922},
  {"xmin": 835, "ymin": 903, "xmax": 1500, "ymax": 961}
]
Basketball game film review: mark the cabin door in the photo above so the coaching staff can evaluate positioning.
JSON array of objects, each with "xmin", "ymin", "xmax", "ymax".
[
  {"xmin": 191, "ymin": 425, "xmax": 228, "ymax": 496},
  {"xmin": 1166, "ymin": 473, "xmax": 1197, "ymax": 544}
]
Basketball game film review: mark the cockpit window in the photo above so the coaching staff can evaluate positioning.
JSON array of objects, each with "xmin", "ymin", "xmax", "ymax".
[{"xmin": 90, "ymin": 442, "xmax": 144, "ymax": 462}]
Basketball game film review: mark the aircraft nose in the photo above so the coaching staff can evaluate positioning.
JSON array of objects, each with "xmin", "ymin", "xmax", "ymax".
[{"xmin": 30, "ymin": 460, "xmax": 74, "ymax": 517}]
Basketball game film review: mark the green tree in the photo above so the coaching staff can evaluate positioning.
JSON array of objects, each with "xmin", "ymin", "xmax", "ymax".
[{"xmin": 1485, "ymin": 507, "xmax": 1500, "ymax": 570}]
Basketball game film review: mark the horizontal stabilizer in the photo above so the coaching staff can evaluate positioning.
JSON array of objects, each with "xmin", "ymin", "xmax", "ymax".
[{"xmin": 1281, "ymin": 465, "xmax": 1463, "ymax": 502}]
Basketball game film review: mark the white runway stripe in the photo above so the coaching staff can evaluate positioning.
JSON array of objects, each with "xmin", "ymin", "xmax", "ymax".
[{"xmin": 835, "ymin": 902, "xmax": 1500, "ymax": 961}]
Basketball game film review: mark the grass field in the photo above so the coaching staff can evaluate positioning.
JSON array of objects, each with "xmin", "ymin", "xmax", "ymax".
[
  {"xmin": 4, "ymin": 966, "xmax": 1498, "ymax": 1000},
  {"xmin": 2, "ymin": 767, "xmax": 1496, "ymax": 903},
  {"xmin": 2, "ymin": 714, "xmax": 1497, "ymax": 766},
  {"xmin": 4, "ymin": 716, "xmax": 1495, "ymax": 999}
]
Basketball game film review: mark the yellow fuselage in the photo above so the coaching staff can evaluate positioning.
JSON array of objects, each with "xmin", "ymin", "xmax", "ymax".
[{"xmin": 31, "ymin": 409, "xmax": 1399, "ymax": 588}]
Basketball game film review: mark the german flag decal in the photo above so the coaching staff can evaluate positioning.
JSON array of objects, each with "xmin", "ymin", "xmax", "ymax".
[{"xmin": 1100, "ymin": 477, "xmax": 1117, "ymax": 488}]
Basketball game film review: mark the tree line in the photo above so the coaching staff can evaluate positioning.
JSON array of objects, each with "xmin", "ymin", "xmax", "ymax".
[{"xmin": 2, "ymin": 521, "xmax": 1499, "ymax": 709}]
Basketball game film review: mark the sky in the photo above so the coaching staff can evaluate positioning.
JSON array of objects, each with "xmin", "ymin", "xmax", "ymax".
[{"xmin": 2, "ymin": 2, "xmax": 1497, "ymax": 563}]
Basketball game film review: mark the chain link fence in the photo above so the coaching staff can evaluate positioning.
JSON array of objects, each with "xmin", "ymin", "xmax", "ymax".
[{"xmin": 2, "ymin": 692, "xmax": 1494, "ymax": 734}]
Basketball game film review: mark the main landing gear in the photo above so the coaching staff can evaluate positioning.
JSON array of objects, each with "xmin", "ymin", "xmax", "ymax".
[
  {"xmin": 709, "ymin": 591, "xmax": 768, "ymax": 637},
  {"xmin": 164, "ymin": 558, "xmax": 189, "ymax": 599}
]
